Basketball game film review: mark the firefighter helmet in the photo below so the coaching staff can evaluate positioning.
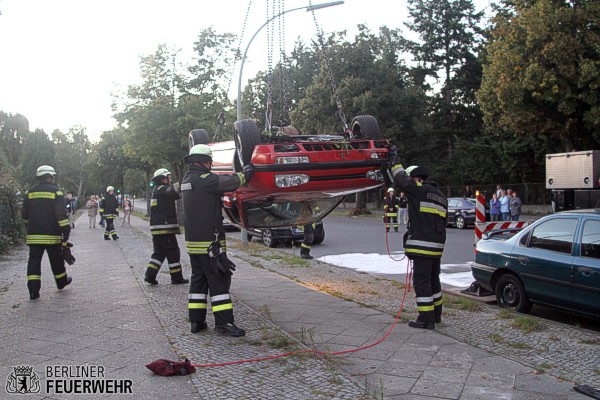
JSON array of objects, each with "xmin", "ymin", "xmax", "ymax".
[
  {"xmin": 35, "ymin": 165, "xmax": 57, "ymax": 177},
  {"xmin": 185, "ymin": 144, "xmax": 213, "ymax": 164},
  {"xmin": 106, "ymin": 186, "xmax": 115, "ymax": 193},
  {"xmin": 153, "ymin": 168, "xmax": 171, "ymax": 180},
  {"xmin": 405, "ymin": 165, "xmax": 429, "ymax": 180},
  {"xmin": 387, "ymin": 187, "xmax": 394, "ymax": 193}
]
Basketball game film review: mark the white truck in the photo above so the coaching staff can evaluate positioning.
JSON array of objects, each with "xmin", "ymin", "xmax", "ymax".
[{"xmin": 546, "ymin": 150, "xmax": 600, "ymax": 211}]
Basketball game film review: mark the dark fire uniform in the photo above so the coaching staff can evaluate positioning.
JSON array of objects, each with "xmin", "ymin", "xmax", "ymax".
[
  {"xmin": 21, "ymin": 182, "xmax": 72, "ymax": 297},
  {"xmin": 99, "ymin": 192, "xmax": 119, "ymax": 240},
  {"xmin": 181, "ymin": 164, "xmax": 248, "ymax": 328},
  {"xmin": 144, "ymin": 183, "xmax": 187, "ymax": 283},
  {"xmin": 392, "ymin": 165, "xmax": 447, "ymax": 327},
  {"xmin": 384, "ymin": 191, "xmax": 400, "ymax": 232}
]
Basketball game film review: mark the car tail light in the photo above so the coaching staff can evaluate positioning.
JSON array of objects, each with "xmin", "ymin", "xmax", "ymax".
[
  {"xmin": 370, "ymin": 152, "xmax": 380, "ymax": 159},
  {"xmin": 275, "ymin": 156, "xmax": 309, "ymax": 164},
  {"xmin": 275, "ymin": 174, "xmax": 309, "ymax": 188}
]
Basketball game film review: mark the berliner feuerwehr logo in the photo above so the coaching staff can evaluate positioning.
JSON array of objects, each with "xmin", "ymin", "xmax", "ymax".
[{"xmin": 6, "ymin": 365, "xmax": 41, "ymax": 394}]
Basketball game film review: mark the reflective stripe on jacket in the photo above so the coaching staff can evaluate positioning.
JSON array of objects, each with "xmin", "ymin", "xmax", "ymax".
[
  {"xmin": 150, "ymin": 184, "xmax": 180, "ymax": 235},
  {"xmin": 21, "ymin": 182, "xmax": 70, "ymax": 245}
]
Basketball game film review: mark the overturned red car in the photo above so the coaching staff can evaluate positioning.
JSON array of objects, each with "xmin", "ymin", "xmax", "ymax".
[{"xmin": 189, "ymin": 115, "xmax": 391, "ymax": 229}]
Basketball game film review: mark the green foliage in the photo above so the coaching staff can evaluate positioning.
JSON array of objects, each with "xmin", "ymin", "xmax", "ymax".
[
  {"xmin": 478, "ymin": 0, "xmax": 600, "ymax": 152},
  {"xmin": 0, "ymin": 171, "xmax": 25, "ymax": 254},
  {"xmin": 123, "ymin": 169, "xmax": 146, "ymax": 197},
  {"xmin": 19, "ymin": 129, "xmax": 55, "ymax": 186},
  {"xmin": 0, "ymin": 111, "xmax": 29, "ymax": 168}
]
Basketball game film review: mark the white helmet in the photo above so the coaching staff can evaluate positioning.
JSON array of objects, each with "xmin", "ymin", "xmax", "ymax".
[
  {"xmin": 153, "ymin": 168, "xmax": 171, "ymax": 180},
  {"xmin": 106, "ymin": 186, "xmax": 115, "ymax": 193},
  {"xmin": 387, "ymin": 187, "xmax": 394, "ymax": 193},
  {"xmin": 36, "ymin": 165, "xmax": 57, "ymax": 177},
  {"xmin": 185, "ymin": 144, "xmax": 213, "ymax": 163}
]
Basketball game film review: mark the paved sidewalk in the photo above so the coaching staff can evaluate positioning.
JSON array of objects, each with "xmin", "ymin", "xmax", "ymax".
[{"xmin": 0, "ymin": 212, "xmax": 592, "ymax": 399}]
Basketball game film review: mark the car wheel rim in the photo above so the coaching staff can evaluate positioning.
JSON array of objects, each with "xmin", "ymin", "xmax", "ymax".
[
  {"xmin": 262, "ymin": 231, "xmax": 272, "ymax": 246},
  {"xmin": 456, "ymin": 217, "xmax": 464, "ymax": 229},
  {"xmin": 502, "ymin": 283, "xmax": 519, "ymax": 307}
]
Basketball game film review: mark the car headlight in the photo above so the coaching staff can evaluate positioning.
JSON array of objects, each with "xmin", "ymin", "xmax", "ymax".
[
  {"xmin": 275, "ymin": 156, "xmax": 310, "ymax": 164},
  {"xmin": 275, "ymin": 174, "xmax": 310, "ymax": 188},
  {"xmin": 463, "ymin": 209, "xmax": 475, "ymax": 215}
]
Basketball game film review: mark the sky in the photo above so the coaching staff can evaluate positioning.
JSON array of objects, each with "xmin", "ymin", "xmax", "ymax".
[{"xmin": 0, "ymin": 0, "xmax": 490, "ymax": 142}]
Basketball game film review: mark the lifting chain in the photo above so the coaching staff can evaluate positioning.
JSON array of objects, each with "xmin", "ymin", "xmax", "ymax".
[
  {"xmin": 277, "ymin": 0, "xmax": 291, "ymax": 127},
  {"xmin": 308, "ymin": 0, "xmax": 349, "ymax": 132},
  {"xmin": 215, "ymin": 0, "xmax": 253, "ymax": 141},
  {"xmin": 265, "ymin": 0, "xmax": 275, "ymax": 132}
]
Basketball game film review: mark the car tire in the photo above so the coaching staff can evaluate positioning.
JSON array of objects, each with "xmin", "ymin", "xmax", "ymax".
[
  {"xmin": 495, "ymin": 274, "xmax": 532, "ymax": 313},
  {"xmin": 313, "ymin": 227, "xmax": 325, "ymax": 245},
  {"xmin": 261, "ymin": 230, "xmax": 276, "ymax": 248},
  {"xmin": 234, "ymin": 119, "xmax": 261, "ymax": 166},
  {"xmin": 189, "ymin": 129, "xmax": 210, "ymax": 150},
  {"xmin": 351, "ymin": 115, "xmax": 382, "ymax": 139},
  {"xmin": 455, "ymin": 215, "xmax": 466, "ymax": 229}
]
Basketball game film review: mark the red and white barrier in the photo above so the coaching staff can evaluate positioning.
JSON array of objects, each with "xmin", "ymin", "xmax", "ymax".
[{"xmin": 474, "ymin": 194, "xmax": 530, "ymax": 242}]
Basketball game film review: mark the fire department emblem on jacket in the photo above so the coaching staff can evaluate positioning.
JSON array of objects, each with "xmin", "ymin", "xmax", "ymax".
[{"xmin": 6, "ymin": 365, "xmax": 41, "ymax": 394}]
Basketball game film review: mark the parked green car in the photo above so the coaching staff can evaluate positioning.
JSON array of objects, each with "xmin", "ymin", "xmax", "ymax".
[{"xmin": 472, "ymin": 210, "xmax": 600, "ymax": 319}]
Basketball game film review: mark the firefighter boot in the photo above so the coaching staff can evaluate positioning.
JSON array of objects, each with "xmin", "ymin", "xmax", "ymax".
[
  {"xmin": 408, "ymin": 311, "xmax": 435, "ymax": 330},
  {"xmin": 171, "ymin": 278, "xmax": 189, "ymax": 285},
  {"xmin": 144, "ymin": 275, "xmax": 159, "ymax": 285},
  {"xmin": 57, "ymin": 276, "xmax": 73, "ymax": 290},
  {"xmin": 434, "ymin": 304, "xmax": 443, "ymax": 324},
  {"xmin": 300, "ymin": 246, "xmax": 313, "ymax": 260},
  {"xmin": 215, "ymin": 323, "xmax": 246, "ymax": 337},
  {"xmin": 190, "ymin": 321, "xmax": 208, "ymax": 333}
]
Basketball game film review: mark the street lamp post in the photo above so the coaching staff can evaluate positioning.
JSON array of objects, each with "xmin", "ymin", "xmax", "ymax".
[{"xmin": 236, "ymin": 0, "xmax": 344, "ymax": 245}]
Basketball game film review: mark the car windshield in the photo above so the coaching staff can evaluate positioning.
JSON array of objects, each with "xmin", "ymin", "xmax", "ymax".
[
  {"xmin": 243, "ymin": 198, "xmax": 343, "ymax": 228},
  {"xmin": 449, "ymin": 198, "xmax": 474, "ymax": 208}
]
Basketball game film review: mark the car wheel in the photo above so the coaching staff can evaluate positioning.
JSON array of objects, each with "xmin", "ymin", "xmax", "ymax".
[
  {"xmin": 351, "ymin": 115, "xmax": 382, "ymax": 139},
  {"xmin": 455, "ymin": 215, "xmax": 466, "ymax": 229},
  {"xmin": 188, "ymin": 129, "xmax": 210, "ymax": 150},
  {"xmin": 313, "ymin": 227, "xmax": 325, "ymax": 245},
  {"xmin": 495, "ymin": 274, "xmax": 532, "ymax": 313},
  {"xmin": 234, "ymin": 119, "xmax": 261, "ymax": 166},
  {"xmin": 261, "ymin": 230, "xmax": 276, "ymax": 248}
]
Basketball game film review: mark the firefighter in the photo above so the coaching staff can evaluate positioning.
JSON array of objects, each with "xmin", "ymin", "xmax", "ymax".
[
  {"xmin": 144, "ymin": 168, "xmax": 189, "ymax": 285},
  {"xmin": 299, "ymin": 223, "xmax": 315, "ymax": 259},
  {"xmin": 390, "ymin": 161, "xmax": 447, "ymax": 329},
  {"xmin": 384, "ymin": 187, "xmax": 400, "ymax": 232},
  {"xmin": 21, "ymin": 165, "xmax": 73, "ymax": 299},
  {"xmin": 181, "ymin": 144, "xmax": 254, "ymax": 337},
  {"xmin": 99, "ymin": 186, "xmax": 119, "ymax": 240}
]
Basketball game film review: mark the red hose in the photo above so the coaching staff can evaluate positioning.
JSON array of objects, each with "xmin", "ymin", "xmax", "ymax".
[{"xmin": 192, "ymin": 212, "xmax": 412, "ymax": 368}]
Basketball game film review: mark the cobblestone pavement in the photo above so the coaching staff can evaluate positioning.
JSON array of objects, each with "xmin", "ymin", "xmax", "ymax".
[
  {"xmin": 0, "ymin": 211, "xmax": 597, "ymax": 399},
  {"xmin": 234, "ymin": 240, "xmax": 600, "ymax": 389}
]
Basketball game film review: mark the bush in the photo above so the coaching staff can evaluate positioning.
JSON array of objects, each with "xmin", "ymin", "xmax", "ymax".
[{"xmin": 0, "ymin": 173, "xmax": 25, "ymax": 255}]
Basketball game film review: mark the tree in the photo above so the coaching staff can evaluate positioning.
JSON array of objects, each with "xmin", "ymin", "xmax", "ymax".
[
  {"xmin": 404, "ymin": 0, "xmax": 484, "ymax": 174},
  {"xmin": 477, "ymin": 0, "xmax": 600, "ymax": 152},
  {"xmin": 52, "ymin": 126, "xmax": 91, "ymax": 199},
  {"xmin": 0, "ymin": 111, "xmax": 29, "ymax": 167},
  {"xmin": 19, "ymin": 130, "xmax": 55, "ymax": 186}
]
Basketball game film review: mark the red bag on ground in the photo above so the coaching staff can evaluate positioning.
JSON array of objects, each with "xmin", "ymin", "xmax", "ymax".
[{"xmin": 145, "ymin": 358, "xmax": 196, "ymax": 376}]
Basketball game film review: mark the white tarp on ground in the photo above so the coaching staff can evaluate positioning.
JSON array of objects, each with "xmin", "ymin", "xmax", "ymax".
[{"xmin": 317, "ymin": 252, "xmax": 474, "ymax": 288}]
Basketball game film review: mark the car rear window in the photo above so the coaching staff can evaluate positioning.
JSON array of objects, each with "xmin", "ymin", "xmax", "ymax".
[
  {"xmin": 581, "ymin": 219, "xmax": 600, "ymax": 259},
  {"xmin": 528, "ymin": 218, "xmax": 578, "ymax": 255}
]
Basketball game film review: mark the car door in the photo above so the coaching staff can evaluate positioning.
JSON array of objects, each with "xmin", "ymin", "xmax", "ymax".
[
  {"xmin": 571, "ymin": 218, "xmax": 600, "ymax": 317},
  {"xmin": 447, "ymin": 199, "xmax": 459, "ymax": 225},
  {"xmin": 513, "ymin": 217, "xmax": 578, "ymax": 308}
]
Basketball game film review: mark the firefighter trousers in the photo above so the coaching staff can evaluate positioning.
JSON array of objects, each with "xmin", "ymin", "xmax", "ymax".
[
  {"xmin": 301, "ymin": 224, "xmax": 314, "ymax": 255},
  {"xmin": 27, "ymin": 244, "xmax": 69, "ymax": 296},
  {"xmin": 412, "ymin": 256, "xmax": 443, "ymax": 323},
  {"xmin": 103, "ymin": 218, "xmax": 118, "ymax": 239},
  {"xmin": 145, "ymin": 235, "xmax": 185, "ymax": 282},
  {"xmin": 188, "ymin": 254, "xmax": 233, "ymax": 326},
  {"xmin": 384, "ymin": 213, "xmax": 399, "ymax": 231}
]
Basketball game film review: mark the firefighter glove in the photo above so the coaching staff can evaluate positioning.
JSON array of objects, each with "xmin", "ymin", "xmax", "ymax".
[
  {"xmin": 62, "ymin": 242, "xmax": 76, "ymax": 265},
  {"xmin": 242, "ymin": 164, "xmax": 254, "ymax": 185},
  {"xmin": 219, "ymin": 253, "xmax": 236, "ymax": 273}
]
